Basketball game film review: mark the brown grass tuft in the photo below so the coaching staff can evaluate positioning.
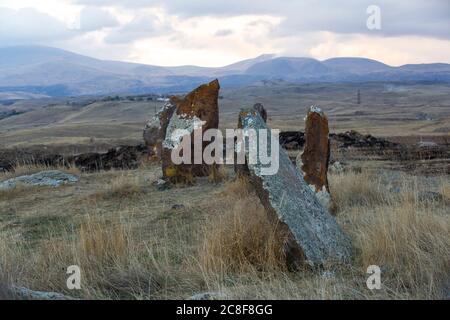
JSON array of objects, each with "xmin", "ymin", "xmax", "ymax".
[
  {"xmin": 344, "ymin": 199, "xmax": 450, "ymax": 298},
  {"xmin": 330, "ymin": 170, "xmax": 389, "ymax": 211},
  {"xmin": 92, "ymin": 174, "xmax": 143, "ymax": 200},
  {"xmin": 200, "ymin": 179, "xmax": 286, "ymax": 275}
]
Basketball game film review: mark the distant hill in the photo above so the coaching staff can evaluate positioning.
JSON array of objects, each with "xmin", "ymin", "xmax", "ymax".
[{"xmin": 0, "ymin": 45, "xmax": 449, "ymax": 98}]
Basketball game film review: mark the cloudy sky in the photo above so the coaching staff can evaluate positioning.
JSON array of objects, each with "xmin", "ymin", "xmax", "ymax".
[{"xmin": 0, "ymin": 0, "xmax": 449, "ymax": 66}]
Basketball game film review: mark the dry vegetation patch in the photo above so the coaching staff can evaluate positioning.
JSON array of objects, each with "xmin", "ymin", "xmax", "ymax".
[{"xmin": 0, "ymin": 165, "xmax": 448, "ymax": 299}]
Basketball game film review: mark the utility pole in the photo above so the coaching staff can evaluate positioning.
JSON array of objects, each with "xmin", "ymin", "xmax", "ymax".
[{"xmin": 357, "ymin": 89, "xmax": 361, "ymax": 105}]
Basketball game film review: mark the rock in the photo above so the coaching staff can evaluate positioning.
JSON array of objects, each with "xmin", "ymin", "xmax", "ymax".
[
  {"xmin": 279, "ymin": 129, "xmax": 398, "ymax": 151},
  {"xmin": 418, "ymin": 191, "xmax": 444, "ymax": 203},
  {"xmin": 171, "ymin": 204, "xmax": 185, "ymax": 210},
  {"xmin": 189, "ymin": 292, "xmax": 227, "ymax": 300},
  {"xmin": 12, "ymin": 286, "xmax": 75, "ymax": 300},
  {"xmin": 329, "ymin": 130, "xmax": 398, "ymax": 149},
  {"xmin": 153, "ymin": 178, "xmax": 170, "ymax": 191},
  {"xmin": 297, "ymin": 106, "xmax": 333, "ymax": 213},
  {"xmin": 279, "ymin": 131, "xmax": 305, "ymax": 150},
  {"xmin": 143, "ymin": 103, "xmax": 177, "ymax": 161},
  {"xmin": 162, "ymin": 79, "xmax": 220, "ymax": 183},
  {"xmin": 0, "ymin": 170, "xmax": 79, "ymax": 190},
  {"xmin": 68, "ymin": 145, "xmax": 146, "ymax": 172},
  {"xmin": 329, "ymin": 161, "xmax": 344, "ymax": 174},
  {"xmin": 0, "ymin": 283, "xmax": 14, "ymax": 299},
  {"xmin": 252, "ymin": 103, "xmax": 267, "ymax": 122},
  {"xmin": 417, "ymin": 141, "xmax": 438, "ymax": 148},
  {"xmin": 237, "ymin": 109, "xmax": 352, "ymax": 268},
  {"xmin": 415, "ymin": 112, "xmax": 432, "ymax": 121},
  {"xmin": 0, "ymin": 150, "xmax": 64, "ymax": 173}
]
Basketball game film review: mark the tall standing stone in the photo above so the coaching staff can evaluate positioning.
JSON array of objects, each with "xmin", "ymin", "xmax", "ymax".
[
  {"xmin": 143, "ymin": 103, "xmax": 176, "ymax": 161},
  {"xmin": 162, "ymin": 79, "xmax": 220, "ymax": 183},
  {"xmin": 297, "ymin": 106, "xmax": 335, "ymax": 213},
  {"xmin": 238, "ymin": 110, "xmax": 352, "ymax": 268}
]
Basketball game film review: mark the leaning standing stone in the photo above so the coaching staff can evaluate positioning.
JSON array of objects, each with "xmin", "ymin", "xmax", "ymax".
[{"xmin": 238, "ymin": 109, "xmax": 352, "ymax": 268}]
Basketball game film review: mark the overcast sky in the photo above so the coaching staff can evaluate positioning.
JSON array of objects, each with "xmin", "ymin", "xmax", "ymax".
[{"xmin": 0, "ymin": 0, "xmax": 449, "ymax": 66}]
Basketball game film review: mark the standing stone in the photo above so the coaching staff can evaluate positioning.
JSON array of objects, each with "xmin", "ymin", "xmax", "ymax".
[
  {"xmin": 162, "ymin": 79, "xmax": 220, "ymax": 183},
  {"xmin": 297, "ymin": 106, "xmax": 335, "ymax": 214},
  {"xmin": 252, "ymin": 103, "xmax": 267, "ymax": 122},
  {"xmin": 143, "ymin": 103, "xmax": 176, "ymax": 161},
  {"xmin": 238, "ymin": 110, "xmax": 352, "ymax": 268}
]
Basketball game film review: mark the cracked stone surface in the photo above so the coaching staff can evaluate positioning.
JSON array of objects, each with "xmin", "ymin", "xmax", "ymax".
[{"xmin": 238, "ymin": 110, "xmax": 352, "ymax": 267}]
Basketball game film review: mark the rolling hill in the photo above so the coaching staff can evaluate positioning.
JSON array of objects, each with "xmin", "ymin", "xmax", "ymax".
[{"xmin": 0, "ymin": 45, "xmax": 450, "ymax": 98}]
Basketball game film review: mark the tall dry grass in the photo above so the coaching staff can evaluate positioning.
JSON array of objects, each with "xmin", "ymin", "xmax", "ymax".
[
  {"xmin": 198, "ymin": 197, "xmax": 286, "ymax": 275},
  {"xmin": 92, "ymin": 173, "xmax": 143, "ymax": 200},
  {"xmin": 0, "ymin": 168, "xmax": 448, "ymax": 299}
]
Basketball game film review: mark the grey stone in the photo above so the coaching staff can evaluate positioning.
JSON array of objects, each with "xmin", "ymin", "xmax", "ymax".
[
  {"xmin": 252, "ymin": 103, "xmax": 267, "ymax": 122},
  {"xmin": 238, "ymin": 110, "xmax": 352, "ymax": 268},
  {"xmin": 418, "ymin": 191, "xmax": 444, "ymax": 203},
  {"xmin": 154, "ymin": 178, "xmax": 170, "ymax": 191},
  {"xmin": 12, "ymin": 286, "xmax": 75, "ymax": 300},
  {"xmin": 417, "ymin": 141, "xmax": 438, "ymax": 148},
  {"xmin": 143, "ymin": 103, "xmax": 177, "ymax": 161},
  {"xmin": 0, "ymin": 170, "xmax": 79, "ymax": 190},
  {"xmin": 189, "ymin": 291, "xmax": 227, "ymax": 300}
]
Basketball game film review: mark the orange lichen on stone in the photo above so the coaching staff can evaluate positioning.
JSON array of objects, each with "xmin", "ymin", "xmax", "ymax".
[
  {"xmin": 172, "ymin": 79, "xmax": 220, "ymax": 131},
  {"xmin": 300, "ymin": 107, "xmax": 330, "ymax": 193},
  {"xmin": 161, "ymin": 79, "xmax": 220, "ymax": 183}
]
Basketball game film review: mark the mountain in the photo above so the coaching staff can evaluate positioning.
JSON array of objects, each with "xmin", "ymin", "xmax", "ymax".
[
  {"xmin": 245, "ymin": 57, "xmax": 332, "ymax": 78},
  {"xmin": 0, "ymin": 45, "xmax": 449, "ymax": 98},
  {"xmin": 322, "ymin": 57, "xmax": 392, "ymax": 74}
]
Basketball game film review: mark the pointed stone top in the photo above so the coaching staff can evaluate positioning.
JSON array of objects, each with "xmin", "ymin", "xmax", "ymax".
[
  {"xmin": 169, "ymin": 79, "xmax": 220, "ymax": 124},
  {"xmin": 309, "ymin": 105, "xmax": 324, "ymax": 116}
]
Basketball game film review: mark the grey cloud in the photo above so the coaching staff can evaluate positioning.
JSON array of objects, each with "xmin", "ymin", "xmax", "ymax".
[
  {"xmin": 0, "ymin": 7, "xmax": 76, "ymax": 45},
  {"xmin": 79, "ymin": 7, "xmax": 119, "ymax": 32},
  {"xmin": 104, "ymin": 14, "xmax": 172, "ymax": 44},
  {"xmin": 73, "ymin": 0, "xmax": 450, "ymax": 40},
  {"xmin": 214, "ymin": 29, "xmax": 233, "ymax": 37}
]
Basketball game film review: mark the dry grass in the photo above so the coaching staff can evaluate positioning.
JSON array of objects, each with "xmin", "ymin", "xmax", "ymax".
[
  {"xmin": 199, "ymin": 195, "xmax": 286, "ymax": 275},
  {"xmin": 440, "ymin": 179, "xmax": 450, "ymax": 203},
  {"xmin": 330, "ymin": 170, "xmax": 389, "ymax": 210},
  {"xmin": 0, "ymin": 166, "xmax": 448, "ymax": 300},
  {"xmin": 92, "ymin": 173, "xmax": 143, "ymax": 200},
  {"xmin": 346, "ymin": 199, "xmax": 450, "ymax": 298}
]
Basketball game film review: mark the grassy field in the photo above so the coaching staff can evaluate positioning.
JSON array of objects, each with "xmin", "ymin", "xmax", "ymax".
[
  {"xmin": 0, "ymin": 81, "xmax": 449, "ymax": 300},
  {"xmin": 0, "ymin": 82, "xmax": 449, "ymax": 152},
  {"xmin": 0, "ymin": 163, "xmax": 449, "ymax": 300}
]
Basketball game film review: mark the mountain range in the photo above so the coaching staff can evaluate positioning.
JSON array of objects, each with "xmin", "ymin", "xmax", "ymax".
[{"xmin": 1, "ymin": 45, "xmax": 450, "ymax": 98}]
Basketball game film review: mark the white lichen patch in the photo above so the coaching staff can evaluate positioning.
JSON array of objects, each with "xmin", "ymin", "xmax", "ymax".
[
  {"xmin": 163, "ymin": 113, "xmax": 204, "ymax": 149},
  {"xmin": 304, "ymin": 105, "xmax": 324, "ymax": 120},
  {"xmin": 145, "ymin": 103, "xmax": 174, "ymax": 130}
]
